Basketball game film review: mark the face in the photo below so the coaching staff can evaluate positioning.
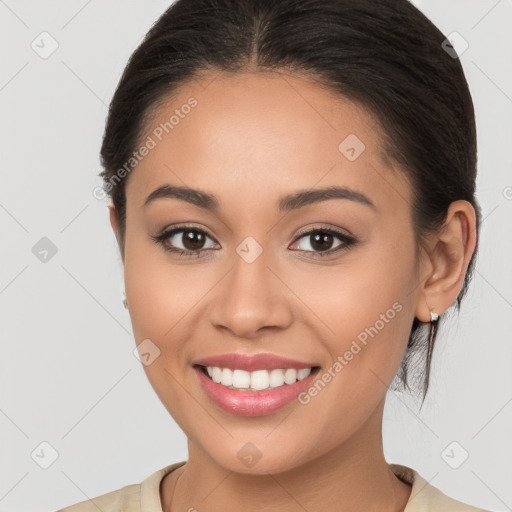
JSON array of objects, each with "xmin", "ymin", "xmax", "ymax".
[{"xmin": 116, "ymin": 70, "xmax": 424, "ymax": 474}]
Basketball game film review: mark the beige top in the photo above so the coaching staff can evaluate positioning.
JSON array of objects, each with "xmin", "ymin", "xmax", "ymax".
[{"xmin": 56, "ymin": 461, "xmax": 491, "ymax": 512}]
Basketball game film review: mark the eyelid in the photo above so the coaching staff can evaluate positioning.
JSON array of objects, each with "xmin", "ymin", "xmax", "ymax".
[
  {"xmin": 288, "ymin": 225, "xmax": 357, "ymax": 255},
  {"xmin": 292, "ymin": 223, "xmax": 355, "ymax": 241},
  {"xmin": 150, "ymin": 223, "xmax": 219, "ymax": 257},
  {"xmin": 152, "ymin": 222, "xmax": 357, "ymax": 258},
  {"xmin": 160, "ymin": 223, "xmax": 219, "ymax": 243}
]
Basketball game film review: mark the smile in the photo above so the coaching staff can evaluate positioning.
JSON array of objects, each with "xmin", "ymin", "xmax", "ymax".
[
  {"xmin": 202, "ymin": 366, "xmax": 315, "ymax": 391},
  {"xmin": 194, "ymin": 365, "xmax": 321, "ymax": 416}
]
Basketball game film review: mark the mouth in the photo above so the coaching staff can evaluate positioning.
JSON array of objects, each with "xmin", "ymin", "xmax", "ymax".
[
  {"xmin": 193, "ymin": 364, "xmax": 321, "ymax": 392},
  {"xmin": 193, "ymin": 364, "xmax": 321, "ymax": 417}
]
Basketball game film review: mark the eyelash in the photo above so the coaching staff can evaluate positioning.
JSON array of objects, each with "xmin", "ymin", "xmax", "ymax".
[{"xmin": 150, "ymin": 224, "xmax": 357, "ymax": 259}]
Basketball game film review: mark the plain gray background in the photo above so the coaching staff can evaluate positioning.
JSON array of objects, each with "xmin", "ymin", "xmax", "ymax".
[{"xmin": 1, "ymin": 1, "xmax": 511, "ymax": 511}]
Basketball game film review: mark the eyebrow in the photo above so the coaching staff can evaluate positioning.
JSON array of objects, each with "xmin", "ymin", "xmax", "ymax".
[{"xmin": 143, "ymin": 184, "xmax": 376, "ymax": 212}]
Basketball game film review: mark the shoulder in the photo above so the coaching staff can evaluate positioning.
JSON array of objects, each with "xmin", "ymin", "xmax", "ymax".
[
  {"xmin": 55, "ymin": 461, "xmax": 187, "ymax": 512},
  {"xmin": 390, "ymin": 464, "xmax": 494, "ymax": 512},
  {"xmin": 56, "ymin": 483, "xmax": 140, "ymax": 512}
]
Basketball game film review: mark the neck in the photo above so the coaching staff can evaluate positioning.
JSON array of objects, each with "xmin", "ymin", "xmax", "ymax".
[{"xmin": 161, "ymin": 401, "xmax": 411, "ymax": 512}]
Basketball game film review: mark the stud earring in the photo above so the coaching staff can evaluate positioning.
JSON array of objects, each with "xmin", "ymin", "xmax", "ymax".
[{"xmin": 430, "ymin": 310, "xmax": 439, "ymax": 322}]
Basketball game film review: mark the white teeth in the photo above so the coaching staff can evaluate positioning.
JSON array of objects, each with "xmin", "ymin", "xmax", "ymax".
[
  {"xmin": 221, "ymin": 367, "xmax": 233, "ymax": 386},
  {"xmin": 269, "ymin": 368, "xmax": 285, "ymax": 388},
  {"xmin": 297, "ymin": 368, "xmax": 312, "ymax": 380},
  {"xmin": 284, "ymin": 368, "xmax": 297, "ymax": 384},
  {"xmin": 204, "ymin": 366, "xmax": 313, "ymax": 391},
  {"xmin": 211, "ymin": 366, "xmax": 222, "ymax": 383},
  {"xmin": 232, "ymin": 369, "xmax": 250, "ymax": 388},
  {"xmin": 251, "ymin": 370, "xmax": 270, "ymax": 390}
]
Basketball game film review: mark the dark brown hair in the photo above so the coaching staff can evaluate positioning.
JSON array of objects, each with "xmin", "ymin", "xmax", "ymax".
[{"xmin": 99, "ymin": 0, "xmax": 481, "ymax": 405}]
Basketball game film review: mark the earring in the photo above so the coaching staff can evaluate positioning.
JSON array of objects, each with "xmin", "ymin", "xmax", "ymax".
[
  {"xmin": 122, "ymin": 291, "xmax": 128, "ymax": 310},
  {"xmin": 430, "ymin": 310, "xmax": 439, "ymax": 322}
]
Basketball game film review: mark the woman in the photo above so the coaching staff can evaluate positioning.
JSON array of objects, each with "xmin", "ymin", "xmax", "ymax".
[{"xmin": 58, "ymin": 0, "xmax": 491, "ymax": 510}]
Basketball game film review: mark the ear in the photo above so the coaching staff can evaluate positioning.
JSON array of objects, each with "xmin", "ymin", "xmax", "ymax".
[
  {"xmin": 414, "ymin": 200, "xmax": 477, "ymax": 323},
  {"xmin": 109, "ymin": 204, "xmax": 123, "ymax": 259},
  {"xmin": 109, "ymin": 204, "xmax": 119, "ymax": 239}
]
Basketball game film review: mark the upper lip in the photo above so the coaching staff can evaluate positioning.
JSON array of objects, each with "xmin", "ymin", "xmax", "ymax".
[{"xmin": 193, "ymin": 353, "xmax": 320, "ymax": 371}]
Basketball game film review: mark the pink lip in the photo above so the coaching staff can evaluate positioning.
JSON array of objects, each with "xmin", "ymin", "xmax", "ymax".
[
  {"xmin": 194, "ymin": 366, "xmax": 320, "ymax": 417},
  {"xmin": 193, "ymin": 353, "xmax": 318, "ymax": 371}
]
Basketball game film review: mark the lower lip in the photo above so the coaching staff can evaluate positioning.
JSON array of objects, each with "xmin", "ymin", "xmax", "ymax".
[{"xmin": 194, "ymin": 366, "xmax": 320, "ymax": 417}]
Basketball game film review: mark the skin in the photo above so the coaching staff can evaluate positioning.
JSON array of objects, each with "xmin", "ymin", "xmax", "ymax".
[{"xmin": 109, "ymin": 70, "xmax": 477, "ymax": 512}]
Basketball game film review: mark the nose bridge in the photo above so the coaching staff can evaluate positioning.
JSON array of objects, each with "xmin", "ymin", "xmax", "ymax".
[
  {"xmin": 208, "ymin": 237, "xmax": 292, "ymax": 336},
  {"xmin": 233, "ymin": 236, "xmax": 272, "ymax": 295}
]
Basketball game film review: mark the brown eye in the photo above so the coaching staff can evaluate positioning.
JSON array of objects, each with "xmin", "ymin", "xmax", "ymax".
[
  {"xmin": 289, "ymin": 228, "xmax": 357, "ymax": 258},
  {"xmin": 151, "ymin": 226, "xmax": 219, "ymax": 256},
  {"xmin": 181, "ymin": 230, "xmax": 207, "ymax": 251},
  {"xmin": 309, "ymin": 232, "xmax": 335, "ymax": 252}
]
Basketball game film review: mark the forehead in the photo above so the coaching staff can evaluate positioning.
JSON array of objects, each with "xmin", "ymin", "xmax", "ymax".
[{"xmin": 125, "ymin": 70, "xmax": 410, "ymax": 212}]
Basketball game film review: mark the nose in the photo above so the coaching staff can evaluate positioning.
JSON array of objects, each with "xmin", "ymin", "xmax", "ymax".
[{"xmin": 208, "ymin": 247, "xmax": 293, "ymax": 339}]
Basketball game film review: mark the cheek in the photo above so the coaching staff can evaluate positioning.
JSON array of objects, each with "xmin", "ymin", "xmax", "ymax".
[
  {"xmin": 123, "ymin": 225, "xmax": 202, "ymax": 340},
  {"xmin": 122, "ymin": 228, "xmax": 227, "ymax": 406},
  {"xmin": 124, "ymin": 212, "xmax": 416, "ymax": 382},
  {"xmin": 298, "ymin": 233, "xmax": 416, "ymax": 379},
  {"xmin": 284, "ymin": 244, "xmax": 416, "ymax": 443},
  {"xmin": 122, "ymin": 236, "xmax": 199, "ymax": 418}
]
